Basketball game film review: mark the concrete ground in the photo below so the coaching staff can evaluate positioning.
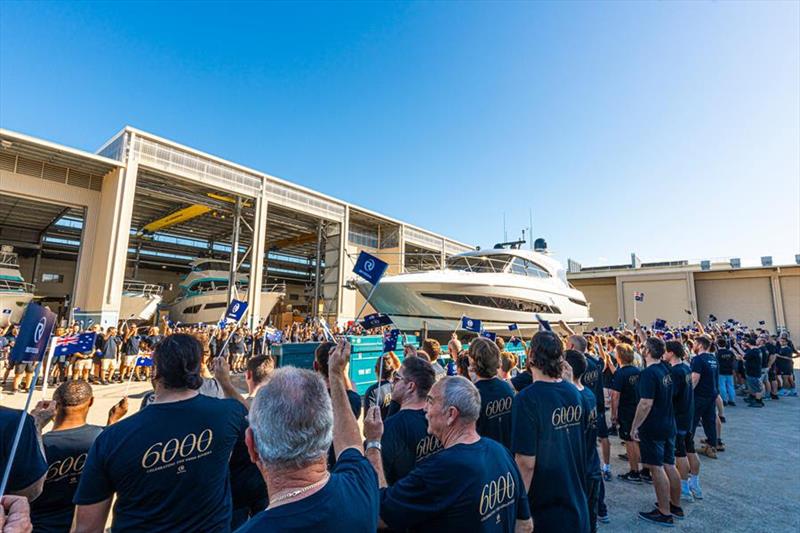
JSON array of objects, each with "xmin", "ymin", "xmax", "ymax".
[{"xmin": 4, "ymin": 375, "xmax": 799, "ymax": 532}]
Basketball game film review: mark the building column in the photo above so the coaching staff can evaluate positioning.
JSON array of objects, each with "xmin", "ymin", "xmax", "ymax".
[
  {"xmin": 247, "ymin": 196, "xmax": 268, "ymax": 328},
  {"xmin": 398, "ymin": 225, "xmax": 406, "ymax": 273},
  {"xmin": 770, "ymin": 272, "xmax": 786, "ymax": 329},
  {"xmin": 74, "ymin": 151, "xmax": 139, "ymax": 328},
  {"xmin": 337, "ymin": 206, "xmax": 353, "ymax": 325}
]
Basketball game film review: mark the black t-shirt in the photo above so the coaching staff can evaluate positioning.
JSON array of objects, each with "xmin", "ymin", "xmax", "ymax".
[
  {"xmin": 637, "ymin": 362, "xmax": 676, "ymax": 440},
  {"xmin": 381, "ymin": 438, "xmax": 530, "ymax": 532},
  {"xmin": 0, "ymin": 407, "xmax": 47, "ymax": 493},
  {"xmin": 363, "ymin": 380, "xmax": 394, "ymax": 420},
  {"xmin": 31, "ymin": 425, "xmax": 104, "ymax": 533},
  {"xmin": 511, "ymin": 380, "xmax": 588, "ymax": 533},
  {"xmin": 610, "ymin": 366, "xmax": 640, "ymax": 418},
  {"xmin": 690, "ymin": 353, "xmax": 718, "ymax": 399},
  {"xmin": 381, "ymin": 408, "xmax": 442, "ymax": 485},
  {"xmin": 744, "ymin": 348, "xmax": 763, "ymax": 377},
  {"xmin": 581, "ymin": 355, "xmax": 606, "ymax": 413},
  {"xmin": 510, "ymin": 370, "xmax": 532, "ymax": 392},
  {"xmin": 475, "ymin": 378, "xmax": 515, "ymax": 450},
  {"xmin": 74, "ymin": 394, "xmax": 248, "ymax": 532},
  {"xmin": 716, "ymin": 349, "xmax": 735, "ymax": 375},
  {"xmin": 777, "ymin": 346, "xmax": 794, "ymax": 373},
  {"xmin": 122, "ymin": 335, "xmax": 141, "ymax": 356},
  {"xmin": 579, "ymin": 387, "xmax": 601, "ymax": 481},
  {"xmin": 669, "ymin": 363, "xmax": 693, "ymax": 433},
  {"xmin": 235, "ymin": 448, "xmax": 379, "ymax": 533},
  {"xmin": 760, "ymin": 346, "xmax": 771, "ymax": 369}
]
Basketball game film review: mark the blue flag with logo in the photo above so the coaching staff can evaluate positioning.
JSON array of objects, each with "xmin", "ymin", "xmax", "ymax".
[
  {"xmin": 135, "ymin": 356, "xmax": 153, "ymax": 367},
  {"xmin": 10, "ymin": 303, "xmax": 56, "ymax": 363},
  {"xmin": 535, "ymin": 314, "xmax": 552, "ymax": 332},
  {"xmin": 353, "ymin": 251, "xmax": 388, "ymax": 285},
  {"xmin": 361, "ymin": 313, "xmax": 393, "ymax": 330},
  {"xmin": 653, "ymin": 318, "xmax": 667, "ymax": 331},
  {"xmin": 225, "ymin": 299, "xmax": 248, "ymax": 322},
  {"xmin": 383, "ymin": 329, "xmax": 400, "ymax": 353},
  {"xmin": 54, "ymin": 332, "xmax": 97, "ymax": 357},
  {"xmin": 460, "ymin": 316, "xmax": 482, "ymax": 333},
  {"xmin": 481, "ymin": 331, "xmax": 497, "ymax": 341},
  {"xmin": 508, "ymin": 323, "xmax": 519, "ymax": 331}
]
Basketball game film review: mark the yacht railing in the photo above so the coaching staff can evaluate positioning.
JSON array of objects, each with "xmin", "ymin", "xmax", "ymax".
[
  {"xmin": 122, "ymin": 281, "xmax": 164, "ymax": 297},
  {"xmin": 0, "ymin": 252, "xmax": 20, "ymax": 268},
  {"xmin": 0, "ymin": 279, "xmax": 34, "ymax": 293}
]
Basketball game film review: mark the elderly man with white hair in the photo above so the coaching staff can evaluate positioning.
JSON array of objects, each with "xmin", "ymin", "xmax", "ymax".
[
  {"xmin": 364, "ymin": 375, "xmax": 533, "ymax": 532},
  {"xmin": 238, "ymin": 338, "xmax": 379, "ymax": 532}
]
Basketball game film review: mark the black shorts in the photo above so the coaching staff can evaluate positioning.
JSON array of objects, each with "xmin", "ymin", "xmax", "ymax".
[
  {"xmin": 776, "ymin": 365, "xmax": 794, "ymax": 376},
  {"xmin": 674, "ymin": 430, "xmax": 695, "ymax": 457},
  {"xmin": 596, "ymin": 407, "xmax": 609, "ymax": 439},
  {"xmin": 639, "ymin": 435, "xmax": 675, "ymax": 466},
  {"xmin": 618, "ymin": 414, "xmax": 634, "ymax": 442},
  {"xmin": 768, "ymin": 367, "xmax": 777, "ymax": 381}
]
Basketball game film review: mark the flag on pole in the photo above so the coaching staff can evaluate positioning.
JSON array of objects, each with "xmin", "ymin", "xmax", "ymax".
[
  {"xmin": 225, "ymin": 299, "xmax": 249, "ymax": 322},
  {"xmin": 460, "ymin": 316, "xmax": 482, "ymax": 333},
  {"xmin": 535, "ymin": 314, "xmax": 552, "ymax": 332},
  {"xmin": 481, "ymin": 331, "xmax": 497, "ymax": 341},
  {"xmin": 353, "ymin": 251, "xmax": 388, "ymax": 285},
  {"xmin": 10, "ymin": 303, "xmax": 56, "ymax": 363},
  {"xmin": 508, "ymin": 323, "xmax": 519, "ymax": 331},
  {"xmin": 653, "ymin": 318, "xmax": 667, "ymax": 330},
  {"xmin": 633, "ymin": 291, "xmax": 645, "ymax": 302},
  {"xmin": 135, "ymin": 356, "xmax": 153, "ymax": 367},
  {"xmin": 383, "ymin": 329, "xmax": 400, "ymax": 353},
  {"xmin": 361, "ymin": 313, "xmax": 393, "ymax": 330},
  {"xmin": 54, "ymin": 332, "xmax": 97, "ymax": 357}
]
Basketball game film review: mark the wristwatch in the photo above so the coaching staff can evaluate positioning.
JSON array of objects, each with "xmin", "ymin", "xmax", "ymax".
[{"xmin": 365, "ymin": 440, "xmax": 382, "ymax": 452}]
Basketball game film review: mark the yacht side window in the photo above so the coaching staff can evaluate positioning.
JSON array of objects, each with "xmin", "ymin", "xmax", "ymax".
[
  {"xmin": 525, "ymin": 261, "xmax": 550, "ymax": 278},
  {"xmin": 510, "ymin": 258, "xmax": 528, "ymax": 276}
]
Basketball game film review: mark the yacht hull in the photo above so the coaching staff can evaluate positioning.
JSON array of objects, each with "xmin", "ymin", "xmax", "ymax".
[
  {"xmin": 120, "ymin": 294, "xmax": 162, "ymax": 321},
  {"xmin": 167, "ymin": 289, "xmax": 283, "ymax": 325},
  {"xmin": 0, "ymin": 292, "xmax": 34, "ymax": 324},
  {"xmin": 356, "ymin": 271, "xmax": 592, "ymax": 335}
]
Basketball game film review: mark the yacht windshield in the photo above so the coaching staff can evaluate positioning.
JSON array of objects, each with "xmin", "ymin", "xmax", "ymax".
[{"xmin": 445, "ymin": 254, "xmax": 514, "ymax": 273}]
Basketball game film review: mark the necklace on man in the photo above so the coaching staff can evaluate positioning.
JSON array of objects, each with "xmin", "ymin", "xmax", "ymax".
[{"xmin": 268, "ymin": 473, "xmax": 330, "ymax": 507}]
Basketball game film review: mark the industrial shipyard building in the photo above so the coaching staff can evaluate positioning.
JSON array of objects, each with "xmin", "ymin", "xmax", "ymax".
[{"xmin": 0, "ymin": 127, "xmax": 473, "ymax": 328}]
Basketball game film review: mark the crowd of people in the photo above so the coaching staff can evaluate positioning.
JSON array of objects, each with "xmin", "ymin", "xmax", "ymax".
[{"xmin": 0, "ymin": 313, "xmax": 797, "ymax": 532}]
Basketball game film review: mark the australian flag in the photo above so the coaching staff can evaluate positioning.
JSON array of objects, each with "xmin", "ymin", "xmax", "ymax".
[
  {"xmin": 135, "ymin": 356, "xmax": 153, "ymax": 367},
  {"xmin": 481, "ymin": 331, "xmax": 497, "ymax": 341},
  {"xmin": 383, "ymin": 329, "xmax": 400, "ymax": 353},
  {"xmin": 353, "ymin": 251, "xmax": 388, "ymax": 285},
  {"xmin": 461, "ymin": 316, "xmax": 482, "ymax": 333},
  {"xmin": 361, "ymin": 313, "xmax": 393, "ymax": 330},
  {"xmin": 54, "ymin": 332, "xmax": 97, "ymax": 357},
  {"xmin": 633, "ymin": 291, "xmax": 645, "ymax": 302}
]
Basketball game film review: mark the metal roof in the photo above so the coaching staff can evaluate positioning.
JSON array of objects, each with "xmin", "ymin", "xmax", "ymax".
[{"xmin": 0, "ymin": 128, "xmax": 122, "ymax": 176}]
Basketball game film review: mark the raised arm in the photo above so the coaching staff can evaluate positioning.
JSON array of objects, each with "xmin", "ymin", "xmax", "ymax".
[
  {"xmin": 558, "ymin": 320, "xmax": 576, "ymax": 336},
  {"xmin": 328, "ymin": 339, "xmax": 363, "ymax": 457}
]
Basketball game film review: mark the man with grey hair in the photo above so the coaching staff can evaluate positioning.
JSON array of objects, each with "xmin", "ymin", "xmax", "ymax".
[
  {"xmin": 364, "ymin": 376, "xmax": 533, "ymax": 532},
  {"xmin": 239, "ymin": 338, "xmax": 379, "ymax": 532}
]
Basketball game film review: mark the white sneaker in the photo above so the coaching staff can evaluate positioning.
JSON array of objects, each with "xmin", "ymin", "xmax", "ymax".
[
  {"xmin": 681, "ymin": 486, "xmax": 695, "ymax": 503},
  {"xmin": 690, "ymin": 484, "xmax": 703, "ymax": 500}
]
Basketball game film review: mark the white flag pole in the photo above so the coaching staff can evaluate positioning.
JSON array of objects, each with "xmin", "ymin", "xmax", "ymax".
[
  {"xmin": 40, "ymin": 339, "xmax": 58, "ymax": 401},
  {"xmin": 353, "ymin": 281, "xmax": 380, "ymax": 325},
  {"xmin": 124, "ymin": 357, "xmax": 139, "ymax": 397}
]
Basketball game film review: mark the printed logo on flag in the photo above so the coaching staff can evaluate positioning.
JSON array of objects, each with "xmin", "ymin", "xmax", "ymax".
[
  {"xmin": 225, "ymin": 299, "xmax": 249, "ymax": 322},
  {"xmin": 508, "ymin": 323, "xmax": 519, "ymax": 331},
  {"xmin": 353, "ymin": 251, "xmax": 388, "ymax": 285},
  {"xmin": 481, "ymin": 331, "xmax": 497, "ymax": 341},
  {"xmin": 10, "ymin": 303, "xmax": 56, "ymax": 363},
  {"xmin": 135, "ymin": 356, "xmax": 153, "ymax": 367},
  {"xmin": 361, "ymin": 313, "xmax": 393, "ymax": 330},
  {"xmin": 633, "ymin": 291, "xmax": 645, "ymax": 302},
  {"xmin": 460, "ymin": 316, "xmax": 482, "ymax": 333}
]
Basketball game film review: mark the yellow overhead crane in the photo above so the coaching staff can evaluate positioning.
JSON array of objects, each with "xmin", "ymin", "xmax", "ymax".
[{"xmin": 140, "ymin": 193, "xmax": 250, "ymax": 234}]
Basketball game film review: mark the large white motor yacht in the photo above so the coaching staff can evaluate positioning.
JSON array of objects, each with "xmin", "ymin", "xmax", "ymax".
[
  {"xmin": 166, "ymin": 259, "xmax": 284, "ymax": 324},
  {"xmin": 356, "ymin": 241, "xmax": 591, "ymax": 334},
  {"xmin": 0, "ymin": 246, "xmax": 35, "ymax": 324},
  {"xmin": 120, "ymin": 280, "xmax": 163, "ymax": 321}
]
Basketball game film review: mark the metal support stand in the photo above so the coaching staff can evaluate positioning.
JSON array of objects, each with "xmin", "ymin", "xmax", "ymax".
[{"xmin": 313, "ymin": 222, "xmax": 323, "ymax": 319}]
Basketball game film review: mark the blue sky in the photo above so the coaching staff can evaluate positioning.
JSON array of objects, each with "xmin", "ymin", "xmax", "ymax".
[{"xmin": 1, "ymin": 1, "xmax": 798, "ymax": 266}]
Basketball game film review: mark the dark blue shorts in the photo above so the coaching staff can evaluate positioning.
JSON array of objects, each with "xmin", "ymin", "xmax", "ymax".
[
  {"xmin": 596, "ymin": 407, "xmax": 609, "ymax": 439},
  {"xmin": 639, "ymin": 435, "xmax": 675, "ymax": 466}
]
